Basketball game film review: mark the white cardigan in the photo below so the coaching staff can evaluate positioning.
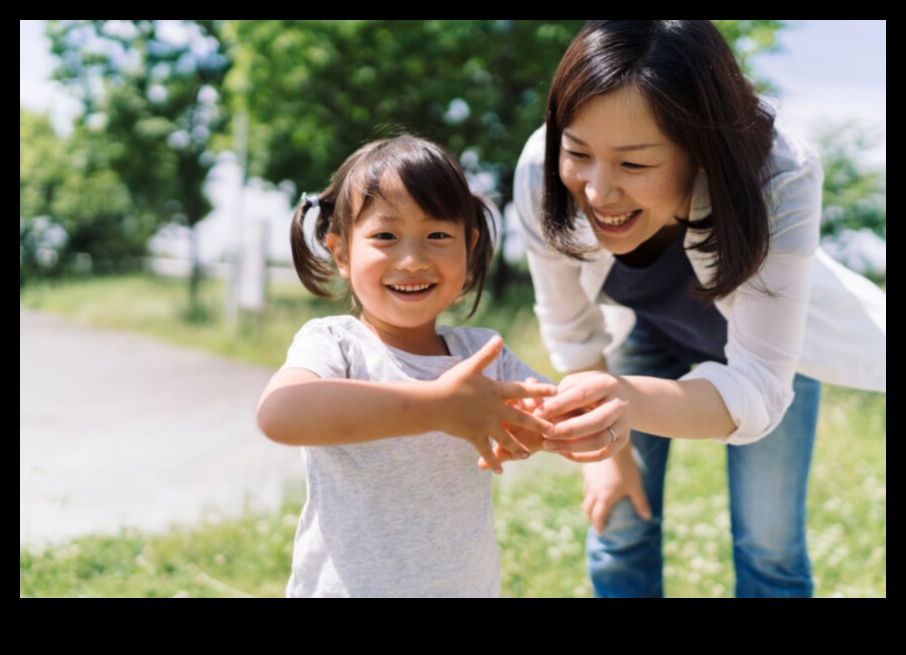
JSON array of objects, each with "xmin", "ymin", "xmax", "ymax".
[{"xmin": 514, "ymin": 125, "xmax": 886, "ymax": 445}]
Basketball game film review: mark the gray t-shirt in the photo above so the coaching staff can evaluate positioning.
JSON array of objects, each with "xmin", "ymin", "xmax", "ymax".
[{"xmin": 279, "ymin": 315, "xmax": 544, "ymax": 597}]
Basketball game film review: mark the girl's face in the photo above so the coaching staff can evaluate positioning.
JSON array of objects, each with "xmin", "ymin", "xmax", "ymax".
[
  {"xmin": 326, "ymin": 173, "xmax": 477, "ymax": 353},
  {"xmin": 558, "ymin": 85, "xmax": 697, "ymax": 256}
]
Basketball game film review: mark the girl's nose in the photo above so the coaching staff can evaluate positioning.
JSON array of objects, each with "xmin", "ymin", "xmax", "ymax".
[{"xmin": 397, "ymin": 241, "xmax": 430, "ymax": 271}]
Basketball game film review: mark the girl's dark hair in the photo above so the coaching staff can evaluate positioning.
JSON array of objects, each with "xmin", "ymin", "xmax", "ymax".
[
  {"xmin": 290, "ymin": 135, "xmax": 495, "ymax": 317},
  {"xmin": 544, "ymin": 20, "xmax": 776, "ymax": 301}
]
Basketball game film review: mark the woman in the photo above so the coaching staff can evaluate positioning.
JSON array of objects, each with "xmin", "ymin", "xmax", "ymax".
[{"xmin": 514, "ymin": 20, "xmax": 886, "ymax": 597}]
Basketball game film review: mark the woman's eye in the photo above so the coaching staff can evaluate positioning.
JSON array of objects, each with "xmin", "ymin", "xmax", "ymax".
[
  {"xmin": 565, "ymin": 149, "xmax": 589, "ymax": 160},
  {"xmin": 622, "ymin": 162, "xmax": 648, "ymax": 170}
]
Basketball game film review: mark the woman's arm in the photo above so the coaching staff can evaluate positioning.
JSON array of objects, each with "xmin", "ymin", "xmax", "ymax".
[
  {"xmin": 536, "ymin": 372, "xmax": 735, "ymax": 460},
  {"xmin": 538, "ymin": 131, "xmax": 823, "ymax": 453},
  {"xmin": 256, "ymin": 335, "xmax": 556, "ymax": 473}
]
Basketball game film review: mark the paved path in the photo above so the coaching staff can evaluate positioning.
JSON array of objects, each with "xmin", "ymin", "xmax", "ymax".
[{"xmin": 20, "ymin": 309, "xmax": 305, "ymax": 547}]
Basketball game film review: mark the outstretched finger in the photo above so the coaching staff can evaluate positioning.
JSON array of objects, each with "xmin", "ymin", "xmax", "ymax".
[
  {"xmin": 497, "ymin": 379, "xmax": 558, "ymax": 400},
  {"xmin": 521, "ymin": 378, "xmax": 547, "ymax": 412},
  {"xmin": 462, "ymin": 335, "xmax": 504, "ymax": 374}
]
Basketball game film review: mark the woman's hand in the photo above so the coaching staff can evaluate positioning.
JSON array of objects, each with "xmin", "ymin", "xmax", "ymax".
[
  {"xmin": 434, "ymin": 336, "xmax": 556, "ymax": 473},
  {"xmin": 582, "ymin": 447, "xmax": 652, "ymax": 534},
  {"xmin": 535, "ymin": 371, "xmax": 631, "ymax": 462}
]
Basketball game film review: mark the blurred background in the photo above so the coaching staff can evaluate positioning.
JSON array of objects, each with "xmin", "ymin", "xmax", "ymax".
[
  {"xmin": 20, "ymin": 21, "xmax": 886, "ymax": 598},
  {"xmin": 21, "ymin": 20, "xmax": 886, "ymax": 308}
]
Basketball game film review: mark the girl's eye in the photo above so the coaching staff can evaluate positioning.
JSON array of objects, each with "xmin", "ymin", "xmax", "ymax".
[
  {"xmin": 428, "ymin": 232, "xmax": 453, "ymax": 240},
  {"xmin": 371, "ymin": 232, "xmax": 396, "ymax": 241}
]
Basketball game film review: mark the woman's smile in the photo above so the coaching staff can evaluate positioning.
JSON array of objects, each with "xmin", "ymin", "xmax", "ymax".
[{"xmin": 590, "ymin": 208, "xmax": 642, "ymax": 231}]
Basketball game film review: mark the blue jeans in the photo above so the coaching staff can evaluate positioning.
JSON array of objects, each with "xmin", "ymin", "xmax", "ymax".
[{"xmin": 586, "ymin": 328, "xmax": 820, "ymax": 598}]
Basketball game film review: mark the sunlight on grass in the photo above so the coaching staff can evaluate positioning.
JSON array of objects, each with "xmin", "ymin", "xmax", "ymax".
[{"xmin": 20, "ymin": 274, "xmax": 885, "ymax": 597}]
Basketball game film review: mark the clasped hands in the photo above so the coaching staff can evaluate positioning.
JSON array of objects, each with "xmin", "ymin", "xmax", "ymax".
[
  {"xmin": 442, "ymin": 337, "xmax": 629, "ymax": 475},
  {"xmin": 477, "ymin": 369, "xmax": 630, "ymax": 472}
]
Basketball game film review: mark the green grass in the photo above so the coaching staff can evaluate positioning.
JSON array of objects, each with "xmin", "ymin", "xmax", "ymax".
[{"xmin": 20, "ymin": 273, "xmax": 885, "ymax": 597}]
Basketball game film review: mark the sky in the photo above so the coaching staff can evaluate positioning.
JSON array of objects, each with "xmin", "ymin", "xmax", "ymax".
[{"xmin": 20, "ymin": 20, "xmax": 886, "ymax": 267}]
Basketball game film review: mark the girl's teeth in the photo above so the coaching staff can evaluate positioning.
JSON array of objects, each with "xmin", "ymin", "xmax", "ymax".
[{"xmin": 390, "ymin": 283, "xmax": 432, "ymax": 292}]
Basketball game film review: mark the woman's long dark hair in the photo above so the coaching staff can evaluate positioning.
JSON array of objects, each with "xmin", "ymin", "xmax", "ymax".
[
  {"xmin": 290, "ymin": 135, "xmax": 496, "ymax": 317},
  {"xmin": 544, "ymin": 20, "xmax": 776, "ymax": 301}
]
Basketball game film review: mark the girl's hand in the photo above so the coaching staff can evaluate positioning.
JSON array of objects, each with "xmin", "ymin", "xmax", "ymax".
[
  {"xmin": 582, "ymin": 448, "xmax": 652, "ymax": 534},
  {"xmin": 477, "ymin": 380, "xmax": 548, "ymax": 470},
  {"xmin": 434, "ymin": 336, "xmax": 556, "ymax": 474},
  {"xmin": 536, "ymin": 371, "xmax": 631, "ymax": 462}
]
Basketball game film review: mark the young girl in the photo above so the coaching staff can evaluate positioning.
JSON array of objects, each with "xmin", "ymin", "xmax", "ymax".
[{"xmin": 256, "ymin": 135, "xmax": 556, "ymax": 598}]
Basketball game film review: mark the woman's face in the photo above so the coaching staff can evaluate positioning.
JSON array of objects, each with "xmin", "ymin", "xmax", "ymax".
[{"xmin": 558, "ymin": 86, "xmax": 697, "ymax": 255}]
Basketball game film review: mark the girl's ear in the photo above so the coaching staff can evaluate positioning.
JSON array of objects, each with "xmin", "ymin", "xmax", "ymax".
[{"xmin": 325, "ymin": 233, "xmax": 349, "ymax": 279}]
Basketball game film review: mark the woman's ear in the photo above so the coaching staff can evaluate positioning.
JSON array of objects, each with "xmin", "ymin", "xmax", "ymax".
[
  {"xmin": 325, "ymin": 233, "xmax": 349, "ymax": 278},
  {"xmin": 470, "ymin": 228, "xmax": 480, "ymax": 252}
]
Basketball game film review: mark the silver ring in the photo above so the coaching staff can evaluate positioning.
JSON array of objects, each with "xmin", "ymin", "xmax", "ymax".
[{"xmin": 607, "ymin": 427, "xmax": 617, "ymax": 446}]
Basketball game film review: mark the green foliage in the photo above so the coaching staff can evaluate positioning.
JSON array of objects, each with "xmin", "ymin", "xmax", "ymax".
[
  {"xmin": 712, "ymin": 20, "xmax": 786, "ymax": 89},
  {"xmin": 225, "ymin": 20, "xmax": 586, "ymax": 206},
  {"xmin": 227, "ymin": 20, "xmax": 785, "ymax": 209},
  {"xmin": 809, "ymin": 121, "xmax": 886, "ymax": 283},
  {"xmin": 20, "ymin": 108, "xmax": 147, "ymax": 283},
  {"xmin": 20, "ymin": 109, "xmax": 65, "ymax": 222},
  {"xmin": 20, "ymin": 492, "xmax": 304, "ymax": 598},
  {"xmin": 816, "ymin": 121, "xmax": 886, "ymax": 239},
  {"xmin": 42, "ymin": 20, "xmax": 232, "ymax": 304}
]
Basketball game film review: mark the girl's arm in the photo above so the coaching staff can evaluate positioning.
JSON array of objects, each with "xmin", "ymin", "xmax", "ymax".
[{"xmin": 256, "ymin": 336, "xmax": 556, "ymax": 473}]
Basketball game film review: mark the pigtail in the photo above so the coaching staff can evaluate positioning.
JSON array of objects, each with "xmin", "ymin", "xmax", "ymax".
[
  {"xmin": 463, "ymin": 195, "xmax": 496, "ymax": 318},
  {"xmin": 290, "ymin": 194, "xmax": 336, "ymax": 298}
]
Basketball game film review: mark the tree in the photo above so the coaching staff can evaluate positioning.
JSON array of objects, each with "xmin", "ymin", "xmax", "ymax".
[
  {"xmin": 45, "ymin": 20, "xmax": 231, "ymax": 309},
  {"xmin": 21, "ymin": 108, "xmax": 68, "ymax": 283},
  {"xmin": 814, "ymin": 121, "xmax": 886, "ymax": 282},
  {"xmin": 225, "ymin": 20, "xmax": 786, "ymax": 292},
  {"xmin": 20, "ymin": 107, "xmax": 140, "ymax": 284}
]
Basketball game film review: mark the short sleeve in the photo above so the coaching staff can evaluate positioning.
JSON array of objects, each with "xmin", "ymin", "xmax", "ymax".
[
  {"xmin": 280, "ymin": 319, "xmax": 349, "ymax": 380},
  {"xmin": 499, "ymin": 342, "xmax": 554, "ymax": 386}
]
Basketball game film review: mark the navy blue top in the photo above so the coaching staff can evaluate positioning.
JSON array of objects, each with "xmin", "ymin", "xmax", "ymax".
[{"xmin": 603, "ymin": 229, "xmax": 728, "ymax": 366}]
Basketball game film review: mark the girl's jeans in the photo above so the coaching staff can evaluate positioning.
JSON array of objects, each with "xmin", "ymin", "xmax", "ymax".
[{"xmin": 587, "ymin": 327, "xmax": 821, "ymax": 598}]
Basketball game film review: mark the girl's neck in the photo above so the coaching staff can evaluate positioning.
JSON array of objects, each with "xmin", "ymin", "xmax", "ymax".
[{"xmin": 358, "ymin": 315, "xmax": 450, "ymax": 356}]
